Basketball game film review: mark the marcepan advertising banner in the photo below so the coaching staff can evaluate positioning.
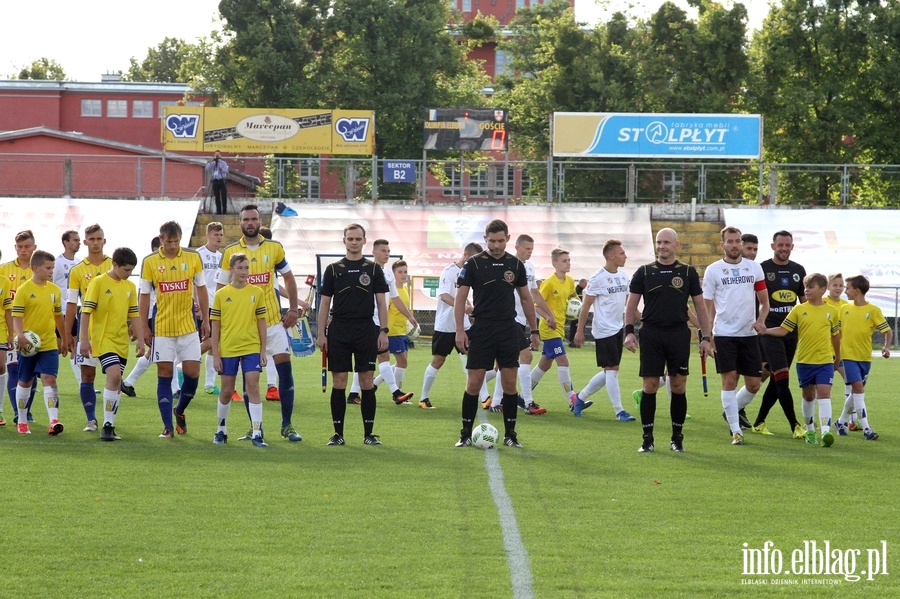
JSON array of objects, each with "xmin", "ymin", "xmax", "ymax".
[
  {"xmin": 552, "ymin": 112, "xmax": 762, "ymax": 159},
  {"xmin": 161, "ymin": 107, "xmax": 374, "ymax": 155}
]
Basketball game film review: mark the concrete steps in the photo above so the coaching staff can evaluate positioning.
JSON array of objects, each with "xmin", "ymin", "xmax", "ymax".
[{"xmin": 651, "ymin": 220, "xmax": 724, "ymax": 277}]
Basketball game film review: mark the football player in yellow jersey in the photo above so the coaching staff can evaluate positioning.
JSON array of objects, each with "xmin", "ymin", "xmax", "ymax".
[
  {"xmin": 217, "ymin": 204, "xmax": 309, "ymax": 443},
  {"xmin": 11, "ymin": 250, "xmax": 67, "ymax": 435},
  {"xmin": 211, "ymin": 253, "xmax": 268, "ymax": 447},
  {"xmin": 824, "ymin": 272, "xmax": 856, "ymax": 422},
  {"xmin": 0, "ymin": 274, "xmax": 11, "ymax": 426},
  {"xmin": 762, "ymin": 273, "xmax": 841, "ymax": 448},
  {"xmin": 0, "ymin": 230, "xmax": 37, "ymax": 423},
  {"xmin": 65, "ymin": 224, "xmax": 112, "ymax": 432},
  {"xmin": 140, "ymin": 221, "xmax": 208, "ymax": 439},
  {"xmin": 530, "ymin": 248, "xmax": 581, "ymax": 413},
  {"xmin": 834, "ymin": 275, "xmax": 891, "ymax": 441},
  {"xmin": 79, "ymin": 247, "xmax": 144, "ymax": 441}
]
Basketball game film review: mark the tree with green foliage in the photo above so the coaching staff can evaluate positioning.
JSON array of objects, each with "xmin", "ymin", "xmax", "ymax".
[
  {"xmin": 124, "ymin": 37, "xmax": 191, "ymax": 83},
  {"xmin": 15, "ymin": 57, "xmax": 66, "ymax": 80},
  {"xmin": 746, "ymin": 0, "xmax": 900, "ymax": 204}
]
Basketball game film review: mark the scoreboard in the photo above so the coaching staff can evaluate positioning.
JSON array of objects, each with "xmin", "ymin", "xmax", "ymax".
[{"xmin": 423, "ymin": 108, "xmax": 508, "ymax": 151}]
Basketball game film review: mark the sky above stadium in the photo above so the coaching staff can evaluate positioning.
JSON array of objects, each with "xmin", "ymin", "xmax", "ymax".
[{"xmin": 3, "ymin": 1, "xmax": 769, "ymax": 83}]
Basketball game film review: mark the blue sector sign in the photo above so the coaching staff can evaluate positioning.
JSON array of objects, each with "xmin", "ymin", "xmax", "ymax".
[
  {"xmin": 383, "ymin": 161, "xmax": 416, "ymax": 183},
  {"xmin": 553, "ymin": 113, "xmax": 762, "ymax": 159}
]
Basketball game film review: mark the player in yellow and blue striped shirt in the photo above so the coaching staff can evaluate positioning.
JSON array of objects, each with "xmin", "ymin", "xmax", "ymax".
[
  {"xmin": 211, "ymin": 253, "xmax": 268, "ymax": 447},
  {"xmin": 80, "ymin": 247, "xmax": 143, "ymax": 441},
  {"xmin": 140, "ymin": 221, "xmax": 207, "ymax": 439}
]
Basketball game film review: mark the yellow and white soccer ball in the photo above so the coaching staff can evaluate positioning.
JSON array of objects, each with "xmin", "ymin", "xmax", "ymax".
[
  {"xmin": 472, "ymin": 422, "xmax": 499, "ymax": 449},
  {"xmin": 15, "ymin": 330, "xmax": 41, "ymax": 357},
  {"xmin": 406, "ymin": 321, "xmax": 421, "ymax": 341},
  {"xmin": 565, "ymin": 297, "xmax": 583, "ymax": 321}
]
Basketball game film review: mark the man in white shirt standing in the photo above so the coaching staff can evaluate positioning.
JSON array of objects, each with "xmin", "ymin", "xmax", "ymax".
[
  {"xmin": 419, "ymin": 242, "xmax": 482, "ymax": 409},
  {"xmin": 702, "ymin": 226, "xmax": 770, "ymax": 446},
  {"xmin": 53, "ymin": 230, "xmax": 81, "ymax": 290},
  {"xmin": 198, "ymin": 222, "xmax": 224, "ymax": 395},
  {"xmin": 54, "ymin": 230, "xmax": 81, "ymax": 383},
  {"xmin": 572, "ymin": 239, "xmax": 636, "ymax": 422}
]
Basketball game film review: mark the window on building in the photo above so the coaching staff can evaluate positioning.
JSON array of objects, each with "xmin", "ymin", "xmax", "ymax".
[
  {"xmin": 470, "ymin": 166, "xmax": 511, "ymax": 198},
  {"xmin": 495, "ymin": 49, "xmax": 512, "ymax": 77},
  {"xmin": 516, "ymin": 0, "xmax": 527, "ymax": 9},
  {"xmin": 133, "ymin": 100, "xmax": 154, "ymax": 118},
  {"xmin": 461, "ymin": 0, "xmax": 472, "ymax": 10},
  {"xmin": 107, "ymin": 99, "xmax": 128, "ymax": 118},
  {"xmin": 158, "ymin": 100, "xmax": 178, "ymax": 117},
  {"xmin": 441, "ymin": 164, "xmax": 462, "ymax": 197},
  {"xmin": 297, "ymin": 159, "xmax": 320, "ymax": 200},
  {"xmin": 81, "ymin": 99, "xmax": 102, "ymax": 117}
]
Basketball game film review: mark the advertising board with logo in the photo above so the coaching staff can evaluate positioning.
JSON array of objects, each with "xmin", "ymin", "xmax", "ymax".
[
  {"xmin": 552, "ymin": 112, "xmax": 761, "ymax": 159},
  {"xmin": 162, "ymin": 107, "xmax": 374, "ymax": 155}
]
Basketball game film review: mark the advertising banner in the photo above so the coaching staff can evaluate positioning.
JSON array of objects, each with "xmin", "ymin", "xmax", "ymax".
[
  {"xmin": 553, "ymin": 112, "xmax": 762, "ymax": 159},
  {"xmin": 162, "ymin": 107, "xmax": 374, "ymax": 155}
]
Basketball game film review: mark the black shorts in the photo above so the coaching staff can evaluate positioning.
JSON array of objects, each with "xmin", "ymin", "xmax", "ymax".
[
  {"xmin": 760, "ymin": 333, "xmax": 798, "ymax": 372},
  {"xmin": 327, "ymin": 319, "xmax": 378, "ymax": 374},
  {"xmin": 638, "ymin": 325, "xmax": 691, "ymax": 378},
  {"xmin": 516, "ymin": 323, "xmax": 530, "ymax": 352},
  {"xmin": 99, "ymin": 352, "xmax": 128, "ymax": 375},
  {"xmin": 713, "ymin": 336, "xmax": 762, "ymax": 377},
  {"xmin": 594, "ymin": 329, "xmax": 624, "ymax": 367},
  {"xmin": 432, "ymin": 330, "xmax": 463, "ymax": 357},
  {"xmin": 466, "ymin": 320, "xmax": 520, "ymax": 371}
]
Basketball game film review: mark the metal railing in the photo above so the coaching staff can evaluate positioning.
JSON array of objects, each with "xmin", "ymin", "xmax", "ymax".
[{"xmin": 2, "ymin": 153, "xmax": 900, "ymax": 206}]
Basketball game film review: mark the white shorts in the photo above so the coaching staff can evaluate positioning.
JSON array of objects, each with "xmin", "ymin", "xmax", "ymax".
[
  {"xmin": 152, "ymin": 333, "xmax": 201, "ymax": 363},
  {"xmin": 266, "ymin": 323, "xmax": 291, "ymax": 357},
  {"xmin": 75, "ymin": 352, "xmax": 99, "ymax": 368}
]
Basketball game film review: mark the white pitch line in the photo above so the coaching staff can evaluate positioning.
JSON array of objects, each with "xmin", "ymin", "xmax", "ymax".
[{"xmin": 479, "ymin": 414, "xmax": 535, "ymax": 599}]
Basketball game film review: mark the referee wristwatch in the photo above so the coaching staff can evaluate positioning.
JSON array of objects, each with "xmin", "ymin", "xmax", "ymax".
[{"xmin": 380, "ymin": 327, "xmax": 389, "ymax": 333}]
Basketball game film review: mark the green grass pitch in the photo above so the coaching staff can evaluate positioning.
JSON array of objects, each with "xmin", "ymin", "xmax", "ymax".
[{"xmin": 1, "ymin": 343, "xmax": 897, "ymax": 597}]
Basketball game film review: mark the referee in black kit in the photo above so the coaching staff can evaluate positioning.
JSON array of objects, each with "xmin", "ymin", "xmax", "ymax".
[
  {"xmin": 624, "ymin": 227, "xmax": 712, "ymax": 454},
  {"xmin": 316, "ymin": 223, "xmax": 389, "ymax": 447},
  {"xmin": 454, "ymin": 219, "xmax": 539, "ymax": 448}
]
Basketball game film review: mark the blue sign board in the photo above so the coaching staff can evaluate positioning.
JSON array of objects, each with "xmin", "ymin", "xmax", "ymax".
[
  {"xmin": 553, "ymin": 113, "xmax": 762, "ymax": 159},
  {"xmin": 383, "ymin": 161, "xmax": 416, "ymax": 183}
]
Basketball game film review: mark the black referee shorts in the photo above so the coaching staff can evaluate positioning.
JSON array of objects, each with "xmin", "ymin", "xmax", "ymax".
[
  {"xmin": 466, "ymin": 319, "xmax": 520, "ymax": 371},
  {"xmin": 326, "ymin": 318, "xmax": 378, "ymax": 374},
  {"xmin": 638, "ymin": 324, "xmax": 691, "ymax": 378}
]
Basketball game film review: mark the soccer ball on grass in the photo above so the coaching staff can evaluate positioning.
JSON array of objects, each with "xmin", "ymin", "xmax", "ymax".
[
  {"xmin": 15, "ymin": 330, "xmax": 41, "ymax": 357},
  {"xmin": 472, "ymin": 423, "xmax": 499, "ymax": 449}
]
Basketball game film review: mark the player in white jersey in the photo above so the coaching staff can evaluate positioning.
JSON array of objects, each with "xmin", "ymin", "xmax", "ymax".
[
  {"xmin": 347, "ymin": 239, "xmax": 417, "ymax": 405},
  {"xmin": 197, "ymin": 222, "xmax": 224, "ymax": 395},
  {"xmin": 419, "ymin": 243, "xmax": 482, "ymax": 408},
  {"xmin": 702, "ymin": 226, "xmax": 769, "ymax": 445},
  {"xmin": 483, "ymin": 234, "xmax": 554, "ymax": 414},
  {"xmin": 54, "ymin": 230, "xmax": 81, "ymax": 383},
  {"xmin": 53, "ymin": 230, "xmax": 81, "ymax": 290},
  {"xmin": 572, "ymin": 239, "xmax": 636, "ymax": 421}
]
